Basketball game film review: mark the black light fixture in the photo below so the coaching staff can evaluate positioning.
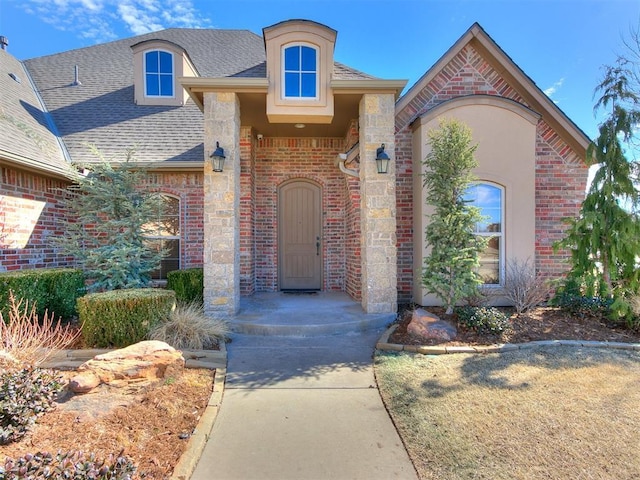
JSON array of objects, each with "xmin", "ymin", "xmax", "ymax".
[
  {"xmin": 209, "ymin": 141, "xmax": 226, "ymax": 172},
  {"xmin": 375, "ymin": 143, "xmax": 390, "ymax": 174}
]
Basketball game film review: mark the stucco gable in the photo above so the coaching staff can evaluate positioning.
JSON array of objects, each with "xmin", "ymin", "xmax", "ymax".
[{"xmin": 396, "ymin": 22, "xmax": 590, "ymax": 161}]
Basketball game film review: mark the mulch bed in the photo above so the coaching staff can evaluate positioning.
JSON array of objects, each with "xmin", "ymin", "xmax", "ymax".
[{"xmin": 389, "ymin": 306, "xmax": 640, "ymax": 346}]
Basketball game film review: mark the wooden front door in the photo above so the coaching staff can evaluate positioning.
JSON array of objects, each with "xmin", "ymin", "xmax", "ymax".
[{"xmin": 278, "ymin": 180, "xmax": 322, "ymax": 290}]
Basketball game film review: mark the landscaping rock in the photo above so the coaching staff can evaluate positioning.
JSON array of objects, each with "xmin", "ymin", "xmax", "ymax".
[
  {"xmin": 69, "ymin": 340, "xmax": 185, "ymax": 394},
  {"xmin": 407, "ymin": 308, "xmax": 457, "ymax": 341}
]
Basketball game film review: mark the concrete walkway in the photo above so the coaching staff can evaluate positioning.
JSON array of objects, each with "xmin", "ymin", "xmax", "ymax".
[{"xmin": 190, "ymin": 330, "xmax": 418, "ymax": 480}]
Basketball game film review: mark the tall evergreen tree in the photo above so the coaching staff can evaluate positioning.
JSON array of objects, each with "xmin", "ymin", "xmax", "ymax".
[
  {"xmin": 54, "ymin": 149, "xmax": 167, "ymax": 292},
  {"xmin": 422, "ymin": 119, "xmax": 487, "ymax": 314},
  {"xmin": 557, "ymin": 60, "xmax": 640, "ymax": 322}
]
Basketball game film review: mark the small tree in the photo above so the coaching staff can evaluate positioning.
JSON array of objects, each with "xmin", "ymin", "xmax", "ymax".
[
  {"xmin": 422, "ymin": 119, "xmax": 487, "ymax": 314},
  {"xmin": 556, "ymin": 60, "xmax": 640, "ymax": 323},
  {"xmin": 54, "ymin": 148, "xmax": 167, "ymax": 291}
]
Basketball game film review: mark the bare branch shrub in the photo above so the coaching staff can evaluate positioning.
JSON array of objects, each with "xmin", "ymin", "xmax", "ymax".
[
  {"xmin": 0, "ymin": 291, "xmax": 81, "ymax": 367},
  {"xmin": 503, "ymin": 258, "xmax": 551, "ymax": 314},
  {"xmin": 461, "ymin": 287, "xmax": 501, "ymax": 307},
  {"xmin": 149, "ymin": 302, "xmax": 229, "ymax": 350}
]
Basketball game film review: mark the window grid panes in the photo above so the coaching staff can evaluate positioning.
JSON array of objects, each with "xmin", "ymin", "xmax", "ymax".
[
  {"xmin": 466, "ymin": 183, "xmax": 503, "ymax": 285},
  {"xmin": 283, "ymin": 45, "xmax": 317, "ymax": 98},
  {"xmin": 145, "ymin": 50, "xmax": 174, "ymax": 97},
  {"xmin": 145, "ymin": 195, "xmax": 180, "ymax": 280}
]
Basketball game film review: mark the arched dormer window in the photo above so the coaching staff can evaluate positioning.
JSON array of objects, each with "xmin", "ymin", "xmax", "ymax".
[
  {"xmin": 131, "ymin": 39, "xmax": 197, "ymax": 106},
  {"xmin": 263, "ymin": 20, "xmax": 336, "ymax": 123},
  {"xmin": 466, "ymin": 182, "xmax": 504, "ymax": 285},
  {"xmin": 283, "ymin": 44, "xmax": 318, "ymax": 99},
  {"xmin": 144, "ymin": 50, "xmax": 174, "ymax": 97}
]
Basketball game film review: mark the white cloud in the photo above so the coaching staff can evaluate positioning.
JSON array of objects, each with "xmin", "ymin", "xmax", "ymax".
[
  {"xmin": 118, "ymin": 2, "xmax": 164, "ymax": 35},
  {"xmin": 544, "ymin": 77, "xmax": 565, "ymax": 101},
  {"xmin": 19, "ymin": 0, "xmax": 212, "ymax": 44}
]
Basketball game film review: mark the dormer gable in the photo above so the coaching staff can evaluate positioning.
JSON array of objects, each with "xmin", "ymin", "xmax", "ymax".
[
  {"xmin": 131, "ymin": 39, "xmax": 198, "ymax": 106},
  {"xmin": 263, "ymin": 19, "xmax": 336, "ymax": 123}
]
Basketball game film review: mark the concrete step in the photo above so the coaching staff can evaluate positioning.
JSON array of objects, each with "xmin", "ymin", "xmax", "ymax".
[{"xmin": 228, "ymin": 313, "xmax": 395, "ymax": 336}]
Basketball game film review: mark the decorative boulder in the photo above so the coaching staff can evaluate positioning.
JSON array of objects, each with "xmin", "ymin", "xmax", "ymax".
[
  {"xmin": 69, "ymin": 340, "xmax": 184, "ymax": 394},
  {"xmin": 407, "ymin": 308, "xmax": 457, "ymax": 341}
]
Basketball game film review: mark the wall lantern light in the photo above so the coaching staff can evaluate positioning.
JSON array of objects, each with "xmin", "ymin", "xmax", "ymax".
[
  {"xmin": 375, "ymin": 143, "xmax": 390, "ymax": 174},
  {"xmin": 209, "ymin": 141, "xmax": 226, "ymax": 172}
]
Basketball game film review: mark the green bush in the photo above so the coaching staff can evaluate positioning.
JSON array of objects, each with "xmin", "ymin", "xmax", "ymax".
[
  {"xmin": 0, "ymin": 367, "xmax": 64, "ymax": 445},
  {"xmin": 77, "ymin": 288, "xmax": 176, "ymax": 348},
  {"xmin": 1, "ymin": 450, "xmax": 136, "ymax": 479},
  {"xmin": 553, "ymin": 293, "xmax": 613, "ymax": 320},
  {"xmin": 166, "ymin": 268, "xmax": 203, "ymax": 304},
  {"xmin": 0, "ymin": 268, "xmax": 85, "ymax": 320},
  {"xmin": 455, "ymin": 306, "xmax": 511, "ymax": 335}
]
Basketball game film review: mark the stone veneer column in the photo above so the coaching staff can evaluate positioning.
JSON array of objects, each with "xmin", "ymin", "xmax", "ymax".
[
  {"xmin": 358, "ymin": 93, "xmax": 397, "ymax": 314},
  {"xmin": 203, "ymin": 92, "xmax": 240, "ymax": 317}
]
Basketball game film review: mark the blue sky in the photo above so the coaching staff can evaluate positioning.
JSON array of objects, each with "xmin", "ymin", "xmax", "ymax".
[{"xmin": 0, "ymin": 0, "xmax": 639, "ymax": 142}]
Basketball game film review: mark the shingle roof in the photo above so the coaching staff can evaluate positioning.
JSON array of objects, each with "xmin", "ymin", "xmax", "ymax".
[
  {"xmin": 23, "ymin": 28, "xmax": 266, "ymax": 165},
  {"xmin": 21, "ymin": 28, "xmax": 377, "ymax": 166},
  {"xmin": 0, "ymin": 49, "xmax": 69, "ymax": 175}
]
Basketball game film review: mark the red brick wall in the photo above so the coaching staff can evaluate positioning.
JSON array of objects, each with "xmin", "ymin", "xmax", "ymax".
[
  {"xmin": 535, "ymin": 121, "xmax": 587, "ymax": 277},
  {"xmin": 394, "ymin": 128, "xmax": 414, "ymax": 305},
  {"xmin": 254, "ymin": 137, "xmax": 348, "ymax": 292},
  {"xmin": 395, "ymin": 44, "xmax": 588, "ymax": 303},
  {"xmin": 0, "ymin": 166, "xmax": 75, "ymax": 271},
  {"xmin": 343, "ymin": 120, "xmax": 361, "ymax": 300},
  {"xmin": 240, "ymin": 126, "xmax": 256, "ymax": 295},
  {"xmin": 344, "ymin": 175, "xmax": 361, "ymax": 300},
  {"xmin": 1, "ymin": 166, "xmax": 204, "ymax": 274}
]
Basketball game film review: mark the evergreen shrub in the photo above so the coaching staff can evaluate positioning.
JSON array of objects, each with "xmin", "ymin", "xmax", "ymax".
[
  {"xmin": 166, "ymin": 268, "xmax": 203, "ymax": 304},
  {"xmin": 0, "ymin": 268, "xmax": 85, "ymax": 320},
  {"xmin": 455, "ymin": 306, "xmax": 510, "ymax": 335},
  {"xmin": 77, "ymin": 288, "xmax": 176, "ymax": 348}
]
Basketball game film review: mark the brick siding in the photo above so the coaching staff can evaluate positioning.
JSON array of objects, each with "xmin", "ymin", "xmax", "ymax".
[
  {"xmin": 1, "ymin": 166, "xmax": 75, "ymax": 271},
  {"xmin": 240, "ymin": 126, "xmax": 256, "ymax": 295},
  {"xmin": 1, "ymin": 165, "xmax": 204, "ymax": 274},
  {"xmin": 252, "ymin": 137, "xmax": 351, "ymax": 293}
]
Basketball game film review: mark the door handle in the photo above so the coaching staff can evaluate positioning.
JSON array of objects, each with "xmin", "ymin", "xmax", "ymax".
[{"xmin": 316, "ymin": 236, "xmax": 320, "ymax": 256}]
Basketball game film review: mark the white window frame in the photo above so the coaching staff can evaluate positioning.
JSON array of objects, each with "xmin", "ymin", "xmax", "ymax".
[
  {"xmin": 146, "ymin": 194, "xmax": 181, "ymax": 280},
  {"xmin": 143, "ymin": 49, "xmax": 175, "ymax": 98},
  {"xmin": 281, "ymin": 43, "xmax": 319, "ymax": 100},
  {"xmin": 468, "ymin": 181, "xmax": 505, "ymax": 286}
]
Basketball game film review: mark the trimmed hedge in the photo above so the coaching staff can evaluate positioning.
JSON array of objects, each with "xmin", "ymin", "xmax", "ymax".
[
  {"xmin": 77, "ymin": 288, "xmax": 176, "ymax": 348},
  {"xmin": 0, "ymin": 268, "xmax": 85, "ymax": 320},
  {"xmin": 166, "ymin": 268, "xmax": 203, "ymax": 304}
]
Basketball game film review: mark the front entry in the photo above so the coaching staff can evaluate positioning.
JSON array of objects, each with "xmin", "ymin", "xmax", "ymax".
[{"xmin": 278, "ymin": 180, "xmax": 322, "ymax": 290}]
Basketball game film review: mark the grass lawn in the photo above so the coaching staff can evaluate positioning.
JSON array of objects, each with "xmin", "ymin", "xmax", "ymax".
[{"xmin": 375, "ymin": 347, "xmax": 640, "ymax": 479}]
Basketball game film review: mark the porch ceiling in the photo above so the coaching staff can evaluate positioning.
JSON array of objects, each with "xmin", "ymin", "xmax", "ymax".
[{"xmin": 238, "ymin": 93, "xmax": 362, "ymax": 137}]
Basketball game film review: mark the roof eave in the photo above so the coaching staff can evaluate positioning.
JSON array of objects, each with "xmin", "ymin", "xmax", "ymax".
[
  {"xmin": 0, "ymin": 151, "xmax": 75, "ymax": 181},
  {"xmin": 332, "ymin": 79, "xmax": 408, "ymax": 99},
  {"xmin": 147, "ymin": 161, "xmax": 204, "ymax": 171},
  {"xmin": 179, "ymin": 77, "xmax": 269, "ymax": 111}
]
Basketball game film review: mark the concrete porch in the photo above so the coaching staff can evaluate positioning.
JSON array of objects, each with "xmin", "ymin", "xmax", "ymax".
[{"xmin": 229, "ymin": 291, "xmax": 396, "ymax": 336}]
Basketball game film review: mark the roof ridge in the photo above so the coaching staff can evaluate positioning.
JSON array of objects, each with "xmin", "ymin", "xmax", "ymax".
[{"xmin": 24, "ymin": 27, "xmax": 262, "ymax": 61}]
